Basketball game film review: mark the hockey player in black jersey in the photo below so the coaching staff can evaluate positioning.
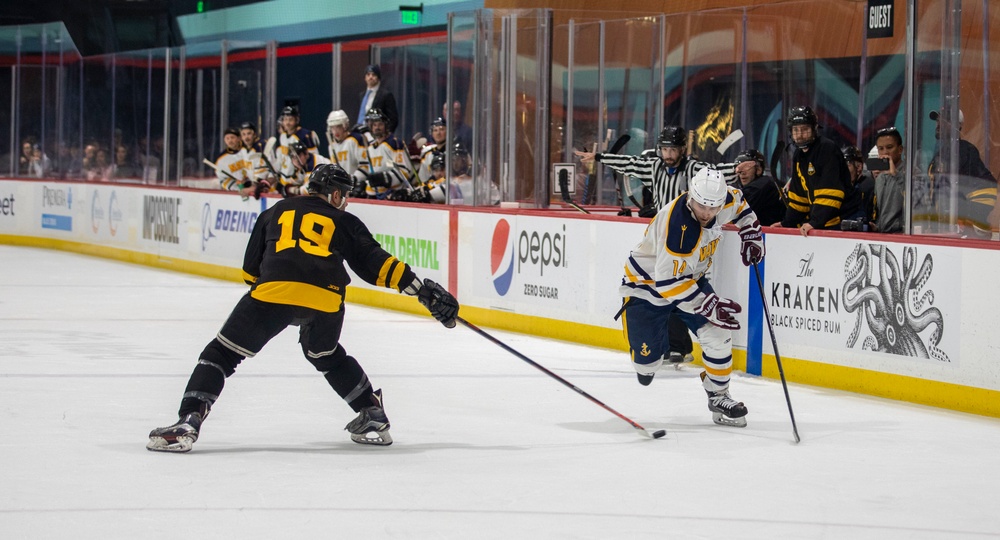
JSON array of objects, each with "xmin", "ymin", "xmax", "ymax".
[
  {"xmin": 147, "ymin": 164, "xmax": 459, "ymax": 452},
  {"xmin": 776, "ymin": 105, "xmax": 861, "ymax": 236}
]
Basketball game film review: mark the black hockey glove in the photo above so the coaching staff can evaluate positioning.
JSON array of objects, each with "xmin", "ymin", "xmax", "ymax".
[
  {"xmin": 367, "ymin": 171, "xmax": 390, "ymax": 188},
  {"xmin": 638, "ymin": 204, "xmax": 657, "ymax": 218},
  {"xmin": 416, "ymin": 278, "xmax": 459, "ymax": 329},
  {"xmin": 252, "ymin": 179, "xmax": 272, "ymax": 200}
]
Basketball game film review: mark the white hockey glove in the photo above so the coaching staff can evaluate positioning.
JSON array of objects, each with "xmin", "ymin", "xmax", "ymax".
[
  {"xmin": 739, "ymin": 222, "xmax": 765, "ymax": 266},
  {"xmin": 696, "ymin": 293, "xmax": 742, "ymax": 330}
]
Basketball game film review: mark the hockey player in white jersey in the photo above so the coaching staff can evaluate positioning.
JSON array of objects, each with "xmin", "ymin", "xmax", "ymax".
[
  {"xmin": 360, "ymin": 108, "xmax": 415, "ymax": 200},
  {"xmin": 416, "ymin": 116, "xmax": 448, "ymax": 183},
  {"xmin": 214, "ymin": 127, "xmax": 255, "ymax": 197},
  {"xmin": 617, "ymin": 168, "xmax": 765, "ymax": 427},
  {"xmin": 278, "ymin": 139, "xmax": 331, "ymax": 197},
  {"xmin": 325, "ymin": 110, "xmax": 370, "ymax": 194}
]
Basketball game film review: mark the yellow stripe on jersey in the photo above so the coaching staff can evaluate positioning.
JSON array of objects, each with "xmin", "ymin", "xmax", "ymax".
[
  {"xmin": 376, "ymin": 257, "xmax": 402, "ymax": 288},
  {"xmin": 250, "ymin": 281, "xmax": 343, "ymax": 312},
  {"xmin": 241, "ymin": 270, "xmax": 258, "ymax": 284},
  {"xmin": 814, "ymin": 198, "xmax": 843, "ymax": 208},
  {"xmin": 787, "ymin": 191, "xmax": 809, "ymax": 204},
  {"xmin": 813, "ymin": 188, "xmax": 845, "ymax": 199},
  {"xmin": 388, "ymin": 260, "xmax": 406, "ymax": 290},
  {"xmin": 661, "ymin": 278, "xmax": 697, "ymax": 299},
  {"xmin": 624, "ymin": 264, "xmax": 654, "ymax": 286}
]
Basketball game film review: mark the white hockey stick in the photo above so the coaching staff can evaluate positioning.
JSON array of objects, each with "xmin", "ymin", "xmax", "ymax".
[{"xmin": 717, "ymin": 129, "xmax": 744, "ymax": 156}]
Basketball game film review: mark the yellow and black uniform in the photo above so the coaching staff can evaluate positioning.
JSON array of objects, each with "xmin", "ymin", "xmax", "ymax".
[
  {"xmin": 782, "ymin": 136, "xmax": 860, "ymax": 229},
  {"xmin": 172, "ymin": 192, "xmax": 417, "ymax": 425},
  {"xmin": 242, "ymin": 194, "xmax": 415, "ymax": 312}
]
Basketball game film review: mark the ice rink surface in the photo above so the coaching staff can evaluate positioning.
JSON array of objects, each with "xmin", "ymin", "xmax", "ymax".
[{"xmin": 2, "ymin": 244, "xmax": 999, "ymax": 539}]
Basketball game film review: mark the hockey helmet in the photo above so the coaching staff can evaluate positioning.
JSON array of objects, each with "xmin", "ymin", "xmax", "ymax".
[
  {"xmin": 307, "ymin": 164, "xmax": 354, "ymax": 196},
  {"xmin": 688, "ymin": 168, "xmax": 728, "ymax": 208},
  {"xmin": 327, "ymin": 110, "xmax": 350, "ymax": 128},
  {"xmin": 223, "ymin": 127, "xmax": 240, "ymax": 138},
  {"xmin": 452, "ymin": 143, "xmax": 470, "ymax": 175},
  {"xmin": 430, "ymin": 116, "xmax": 447, "ymax": 128},
  {"xmin": 786, "ymin": 105, "xmax": 818, "ymax": 130},
  {"xmin": 281, "ymin": 105, "xmax": 299, "ymax": 118},
  {"xmin": 365, "ymin": 108, "xmax": 388, "ymax": 124},
  {"xmin": 841, "ymin": 145, "xmax": 865, "ymax": 164},
  {"xmin": 657, "ymin": 126, "xmax": 687, "ymax": 148},
  {"xmin": 288, "ymin": 140, "xmax": 308, "ymax": 156},
  {"xmin": 734, "ymin": 149, "xmax": 765, "ymax": 170},
  {"xmin": 430, "ymin": 152, "xmax": 446, "ymax": 172},
  {"xmin": 239, "ymin": 122, "xmax": 257, "ymax": 133}
]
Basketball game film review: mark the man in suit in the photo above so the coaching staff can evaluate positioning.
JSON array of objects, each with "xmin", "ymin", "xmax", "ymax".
[{"xmin": 357, "ymin": 65, "xmax": 399, "ymax": 134}]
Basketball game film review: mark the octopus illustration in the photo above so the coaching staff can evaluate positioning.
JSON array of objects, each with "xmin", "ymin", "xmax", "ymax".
[{"xmin": 842, "ymin": 243, "xmax": 949, "ymax": 361}]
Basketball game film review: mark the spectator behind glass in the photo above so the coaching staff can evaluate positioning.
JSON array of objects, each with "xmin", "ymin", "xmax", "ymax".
[
  {"xmin": 926, "ymin": 108, "xmax": 997, "ymax": 234},
  {"xmin": 871, "ymin": 127, "xmax": 906, "ymax": 233},
  {"xmin": 357, "ymin": 65, "xmax": 399, "ymax": 134},
  {"xmin": 445, "ymin": 101, "xmax": 473, "ymax": 152},
  {"xmin": 18, "ymin": 139, "xmax": 35, "ymax": 176},
  {"xmin": 842, "ymin": 145, "xmax": 875, "ymax": 230},
  {"xmin": 112, "ymin": 144, "xmax": 142, "ymax": 180}
]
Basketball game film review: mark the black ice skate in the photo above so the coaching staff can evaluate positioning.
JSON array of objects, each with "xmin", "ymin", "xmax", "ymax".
[
  {"xmin": 345, "ymin": 389, "xmax": 392, "ymax": 446},
  {"xmin": 701, "ymin": 372, "xmax": 748, "ymax": 428},
  {"xmin": 147, "ymin": 412, "xmax": 204, "ymax": 453}
]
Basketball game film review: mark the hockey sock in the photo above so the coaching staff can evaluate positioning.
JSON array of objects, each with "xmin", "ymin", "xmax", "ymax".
[{"xmin": 321, "ymin": 356, "xmax": 374, "ymax": 412}]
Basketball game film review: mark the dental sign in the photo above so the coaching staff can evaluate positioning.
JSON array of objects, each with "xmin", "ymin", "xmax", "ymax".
[{"xmin": 866, "ymin": 0, "xmax": 894, "ymax": 39}]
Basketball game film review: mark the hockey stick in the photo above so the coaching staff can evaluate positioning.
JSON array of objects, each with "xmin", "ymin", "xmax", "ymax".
[
  {"xmin": 751, "ymin": 262, "xmax": 801, "ymax": 444},
  {"xmin": 457, "ymin": 316, "xmax": 665, "ymax": 440},
  {"xmin": 202, "ymin": 158, "xmax": 249, "ymax": 187},
  {"xmin": 768, "ymin": 140, "xmax": 790, "ymax": 207},
  {"xmin": 558, "ymin": 168, "xmax": 590, "ymax": 214},
  {"xmin": 716, "ymin": 129, "xmax": 744, "ymax": 157}
]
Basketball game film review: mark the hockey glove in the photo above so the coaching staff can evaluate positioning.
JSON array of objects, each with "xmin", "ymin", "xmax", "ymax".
[
  {"xmin": 739, "ymin": 223, "xmax": 765, "ymax": 266},
  {"xmin": 638, "ymin": 204, "xmax": 657, "ymax": 218},
  {"xmin": 416, "ymin": 278, "xmax": 459, "ymax": 329},
  {"xmin": 253, "ymin": 179, "xmax": 272, "ymax": 200},
  {"xmin": 696, "ymin": 293, "xmax": 742, "ymax": 330},
  {"xmin": 367, "ymin": 171, "xmax": 391, "ymax": 188}
]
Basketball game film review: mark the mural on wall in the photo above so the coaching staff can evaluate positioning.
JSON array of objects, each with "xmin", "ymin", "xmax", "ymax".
[{"xmin": 842, "ymin": 243, "xmax": 949, "ymax": 362}]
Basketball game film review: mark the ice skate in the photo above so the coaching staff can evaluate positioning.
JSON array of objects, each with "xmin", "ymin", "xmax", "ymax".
[
  {"xmin": 345, "ymin": 389, "xmax": 392, "ymax": 446},
  {"xmin": 665, "ymin": 352, "xmax": 694, "ymax": 370},
  {"xmin": 700, "ymin": 371, "xmax": 748, "ymax": 427},
  {"xmin": 147, "ymin": 412, "xmax": 204, "ymax": 453}
]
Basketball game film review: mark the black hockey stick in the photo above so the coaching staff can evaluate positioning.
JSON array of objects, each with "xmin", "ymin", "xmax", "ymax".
[
  {"xmin": 558, "ymin": 168, "xmax": 590, "ymax": 214},
  {"xmin": 751, "ymin": 262, "xmax": 801, "ymax": 444},
  {"xmin": 768, "ymin": 140, "xmax": 790, "ymax": 207},
  {"xmin": 457, "ymin": 317, "xmax": 665, "ymax": 440}
]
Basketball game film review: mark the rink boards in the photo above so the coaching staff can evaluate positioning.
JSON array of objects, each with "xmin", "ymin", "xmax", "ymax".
[{"xmin": 1, "ymin": 179, "xmax": 997, "ymax": 417}]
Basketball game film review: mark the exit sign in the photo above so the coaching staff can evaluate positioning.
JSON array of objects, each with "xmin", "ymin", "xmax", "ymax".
[{"xmin": 400, "ymin": 4, "xmax": 423, "ymax": 25}]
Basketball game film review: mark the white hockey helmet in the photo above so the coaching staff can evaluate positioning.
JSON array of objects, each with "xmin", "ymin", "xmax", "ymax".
[
  {"xmin": 327, "ymin": 110, "xmax": 350, "ymax": 128},
  {"xmin": 688, "ymin": 168, "xmax": 728, "ymax": 208}
]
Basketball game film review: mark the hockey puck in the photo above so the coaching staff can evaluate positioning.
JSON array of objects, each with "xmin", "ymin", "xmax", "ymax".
[{"xmin": 652, "ymin": 430, "xmax": 666, "ymax": 439}]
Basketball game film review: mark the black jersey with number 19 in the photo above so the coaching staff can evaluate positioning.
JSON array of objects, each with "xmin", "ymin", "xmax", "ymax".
[{"xmin": 242, "ymin": 195, "xmax": 415, "ymax": 313}]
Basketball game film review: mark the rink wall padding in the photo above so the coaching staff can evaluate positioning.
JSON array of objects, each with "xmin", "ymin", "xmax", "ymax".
[{"xmin": 1, "ymin": 179, "xmax": 997, "ymax": 418}]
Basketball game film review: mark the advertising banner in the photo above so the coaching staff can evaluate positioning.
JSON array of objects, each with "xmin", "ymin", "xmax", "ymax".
[{"xmin": 762, "ymin": 235, "xmax": 959, "ymax": 366}]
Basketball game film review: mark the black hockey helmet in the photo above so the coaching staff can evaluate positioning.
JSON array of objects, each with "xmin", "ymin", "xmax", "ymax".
[
  {"xmin": 841, "ymin": 145, "xmax": 865, "ymax": 164},
  {"xmin": 656, "ymin": 126, "xmax": 687, "ymax": 148},
  {"xmin": 307, "ymin": 164, "xmax": 354, "ymax": 196},
  {"xmin": 430, "ymin": 152, "xmax": 446, "ymax": 171},
  {"xmin": 365, "ymin": 108, "xmax": 388, "ymax": 124},
  {"xmin": 288, "ymin": 140, "xmax": 308, "ymax": 156},
  {"xmin": 240, "ymin": 121, "xmax": 257, "ymax": 133},
  {"xmin": 281, "ymin": 105, "xmax": 299, "ymax": 118},
  {"xmin": 223, "ymin": 127, "xmax": 240, "ymax": 138},
  {"xmin": 431, "ymin": 116, "xmax": 447, "ymax": 128},
  {"xmin": 735, "ymin": 148, "xmax": 766, "ymax": 169},
  {"xmin": 787, "ymin": 105, "xmax": 818, "ymax": 130}
]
